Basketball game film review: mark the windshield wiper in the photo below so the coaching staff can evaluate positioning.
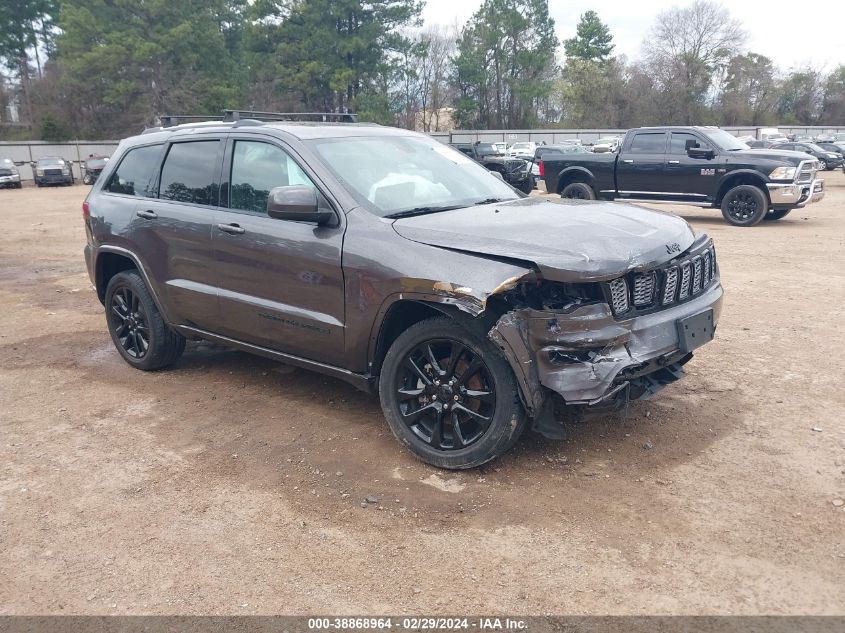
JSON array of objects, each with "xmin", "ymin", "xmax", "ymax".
[
  {"xmin": 383, "ymin": 204, "xmax": 465, "ymax": 219},
  {"xmin": 472, "ymin": 197, "xmax": 511, "ymax": 205}
]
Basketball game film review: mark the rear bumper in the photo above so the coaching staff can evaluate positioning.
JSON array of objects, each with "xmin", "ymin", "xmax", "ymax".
[{"xmin": 768, "ymin": 178, "xmax": 824, "ymax": 207}]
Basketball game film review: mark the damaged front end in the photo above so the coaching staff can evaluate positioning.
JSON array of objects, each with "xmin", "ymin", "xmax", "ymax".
[{"xmin": 485, "ymin": 237, "xmax": 723, "ymax": 438}]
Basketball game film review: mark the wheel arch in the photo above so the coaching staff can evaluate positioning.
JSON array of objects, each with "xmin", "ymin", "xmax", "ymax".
[
  {"xmin": 716, "ymin": 170, "xmax": 770, "ymax": 206},
  {"xmin": 94, "ymin": 246, "xmax": 171, "ymax": 323},
  {"xmin": 556, "ymin": 167, "xmax": 597, "ymax": 194}
]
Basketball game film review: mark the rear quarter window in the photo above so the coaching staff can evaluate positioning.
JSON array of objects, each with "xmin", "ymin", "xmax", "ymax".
[{"xmin": 106, "ymin": 144, "xmax": 162, "ymax": 197}]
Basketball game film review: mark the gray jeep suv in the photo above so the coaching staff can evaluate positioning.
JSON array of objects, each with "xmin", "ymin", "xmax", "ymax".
[{"xmin": 83, "ymin": 112, "xmax": 723, "ymax": 469}]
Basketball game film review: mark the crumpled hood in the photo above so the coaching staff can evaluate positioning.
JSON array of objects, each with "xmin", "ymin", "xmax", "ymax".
[{"xmin": 391, "ymin": 197, "xmax": 696, "ymax": 282}]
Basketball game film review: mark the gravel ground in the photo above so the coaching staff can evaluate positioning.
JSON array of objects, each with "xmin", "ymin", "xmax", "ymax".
[{"xmin": 1, "ymin": 174, "xmax": 843, "ymax": 615}]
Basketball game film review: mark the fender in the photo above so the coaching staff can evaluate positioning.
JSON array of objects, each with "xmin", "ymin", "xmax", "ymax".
[
  {"xmin": 715, "ymin": 168, "xmax": 770, "ymax": 201},
  {"xmin": 555, "ymin": 165, "xmax": 596, "ymax": 192},
  {"xmin": 94, "ymin": 244, "xmax": 174, "ymax": 324}
]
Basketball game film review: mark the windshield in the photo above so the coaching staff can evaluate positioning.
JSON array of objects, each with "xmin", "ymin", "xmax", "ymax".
[
  {"xmin": 1, "ymin": 158, "xmax": 13, "ymax": 167},
  {"xmin": 87, "ymin": 158, "xmax": 108, "ymax": 169},
  {"xmin": 511, "ymin": 143, "xmax": 532, "ymax": 150},
  {"xmin": 596, "ymin": 137, "xmax": 618, "ymax": 144},
  {"xmin": 475, "ymin": 143, "xmax": 497, "ymax": 156},
  {"xmin": 38, "ymin": 157, "xmax": 65, "ymax": 165},
  {"xmin": 703, "ymin": 129, "xmax": 749, "ymax": 151},
  {"xmin": 309, "ymin": 135, "xmax": 520, "ymax": 217}
]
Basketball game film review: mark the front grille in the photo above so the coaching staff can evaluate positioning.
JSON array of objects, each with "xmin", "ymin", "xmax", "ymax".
[
  {"xmin": 605, "ymin": 244, "xmax": 718, "ymax": 317},
  {"xmin": 45, "ymin": 168, "xmax": 63, "ymax": 176},
  {"xmin": 797, "ymin": 160, "xmax": 815, "ymax": 184}
]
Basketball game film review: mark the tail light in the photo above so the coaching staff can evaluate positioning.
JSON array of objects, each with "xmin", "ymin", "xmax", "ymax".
[
  {"xmin": 538, "ymin": 160, "xmax": 545, "ymax": 177},
  {"xmin": 82, "ymin": 200, "xmax": 90, "ymax": 219}
]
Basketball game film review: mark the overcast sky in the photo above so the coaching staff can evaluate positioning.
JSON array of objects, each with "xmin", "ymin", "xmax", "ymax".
[{"xmin": 421, "ymin": 0, "xmax": 845, "ymax": 72}]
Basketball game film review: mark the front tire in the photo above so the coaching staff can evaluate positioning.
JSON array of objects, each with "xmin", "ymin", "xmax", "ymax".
[
  {"xmin": 517, "ymin": 174, "xmax": 534, "ymax": 194},
  {"xmin": 105, "ymin": 270, "xmax": 185, "ymax": 371},
  {"xmin": 379, "ymin": 316, "xmax": 527, "ymax": 469},
  {"xmin": 561, "ymin": 181, "xmax": 596, "ymax": 200},
  {"xmin": 83, "ymin": 174, "xmax": 93, "ymax": 185},
  {"xmin": 720, "ymin": 185, "xmax": 768, "ymax": 226},
  {"xmin": 818, "ymin": 159, "xmax": 827, "ymax": 171},
  {"xmin": 764, "ymin": 209, "xmax": 791, "ymax": 221}
]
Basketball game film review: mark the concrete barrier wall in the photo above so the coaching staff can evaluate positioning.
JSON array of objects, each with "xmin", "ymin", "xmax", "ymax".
[{"xmin": 3, "ymin": 124, "xmax": 844, "ymax": 181}]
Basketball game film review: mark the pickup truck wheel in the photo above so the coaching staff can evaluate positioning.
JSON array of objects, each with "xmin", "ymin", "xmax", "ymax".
[
  {"xmin": 516, "ymin": 174, "xmax": 534, "ymax": 194},
  {"xmin": 105, "ymin": 271, "xmax": 185, "ymax": 371},
  {"xmin": 764, "ymin": 209, "xmax": 791, "ymax": 221},
  {"xmin": 561, "ymin": 182, "xmax": 596, "ymax": 200},
  {"xmin": 379, "ymin": 316, "xmax": 527, "ymax": 469},
  {"xmin": 720, "ymin": 185, "xmax": 768, "ymax": 226}
]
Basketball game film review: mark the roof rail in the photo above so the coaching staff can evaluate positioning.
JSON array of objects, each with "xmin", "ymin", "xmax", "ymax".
[
  {"xmin": 222, "ymin": 110, "xmax": 358, "ymax": 123},
  {"xmin": 155, "ymin": 110, "xmax": 359, "ymax": 130}
]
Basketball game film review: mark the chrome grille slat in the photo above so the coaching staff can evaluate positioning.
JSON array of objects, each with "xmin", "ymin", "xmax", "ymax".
[
  {"xmin": 692, "ymin": 256, "xmax": 703, "ymax": 293},
  {"xmin": 678, "ymin": 262, "xmax": 692, "ymax": 300},
  {"xmin": 702, "ymin": 250, "xmax": 712, "ymax": 285},
  {"xmin": 632, "ymin": 272, "xmax": 656, "ymax": 306},
  {"xmin": 608, "ymin": 278, "xmax": 629, "ymax": 314},
  {"xmin": 662, "ymin": 267, "xmax": 678, "ymax": 305}
]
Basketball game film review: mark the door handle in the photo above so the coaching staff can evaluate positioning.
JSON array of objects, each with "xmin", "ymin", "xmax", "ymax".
[
  {"xmin": 622, "ymin": 159, "xmax": 634, "ymax": 164},
  {"xmin": 217, "ymin": 223, "xmax": 245, "ymax": 235},
  {"xmin": 136, "ymin": 209, "xmax": 157, "ymax": 219},
  {"xmin": 668, "ymin": 160, "xmax": 680, "ymax": 164}
]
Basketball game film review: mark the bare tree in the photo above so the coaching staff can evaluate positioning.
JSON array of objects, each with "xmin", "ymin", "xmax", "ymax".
[
  {"xmin": 642, "ymin": 0, "xmax": 745, "ymax": 124},
  {"xmin": 417, "ymin": 25, "xmax": 456, "ymax": 131}
]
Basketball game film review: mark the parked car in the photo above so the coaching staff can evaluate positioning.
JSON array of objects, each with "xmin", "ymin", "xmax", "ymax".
[
  {"xmin": 814, "ymin": 133, "xmax": 835, "ymax": 143},
  {"xmin": 83, "ymin": 111, "xmax": 723, "ymax": 469},
  {"xmin": 757, "ymin": 128, "xmax": 788, "ymax": 143},
  {"xmin": 814, "ymin": 142, "xmax": 845, "ymax": 159},
  {"xmin": 82, "ymin": 155, "xmax": 110, "ymax": 184},
  {"xmin": 539, "ymin": 126, "xmax": 824, "ymax": 226},
  {"xmin": 789, "ymin": 134, "xmax": 815, "ymax": 142},
  {"xmin": 776, "ymin": 142, "xmax": 844, "ymax": 171},
  {"xmin": 451, "ymin": 141, "xmax": 533, "ymax": 193},
  {"xmin": 0, "ymin": 157, "xmax": 22, "ymax": 189},
  {"xmin": 592, "ymin": 136, "xmax": 622, "ymax": 153},
  {"xmin": 832, "ymin": 133, "xmax": 845, "ymax": 143},
  {"xmin": 491, "ymin": 142, "xmax": 509, "ymax": 155},
  {"xmin": 507, "ymin": 141, "xmax": 538, "ymax": 159},
  {"xmin": 747, "ymin": 140, "xmax": 783, "ymax": 149},
  {"xmin": 34, "ymin": 156, "xmax": 74, "ymax": 186}
]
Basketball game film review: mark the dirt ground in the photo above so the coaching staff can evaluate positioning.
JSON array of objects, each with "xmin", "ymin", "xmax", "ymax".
[{"xmin": 1, "ymin": 174, "xmax": 844, "ymax": 616}]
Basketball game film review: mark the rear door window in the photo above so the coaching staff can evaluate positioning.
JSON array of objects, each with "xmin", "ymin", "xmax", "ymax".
[
  {"xmin": 628, "ymin": 133, "xmax": 667, "ymax": 154},
  {"xmin": 106, "ymin": 144, "xmax": 162, "ymax": 197},
  {"xmin": 158, "ymin": 140, "xmax": 221, "ymax": 205}
]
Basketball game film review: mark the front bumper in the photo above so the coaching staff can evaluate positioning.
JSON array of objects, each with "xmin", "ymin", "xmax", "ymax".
[
  {"xmin": 767, "ymin": 178, "xmax": 824, "ymax": 207},
  {"xmin": 0, "ymin": 174, "xmax": 21, "ymax": 185},
  {"xmin": 490, "ymin": 281, "xmax": 723, "ymax": 408}
]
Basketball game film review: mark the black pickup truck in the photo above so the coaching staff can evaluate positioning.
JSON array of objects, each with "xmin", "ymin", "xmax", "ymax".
[
  {"xmin": 451, "ymin": 142, "xmax": 534, "ymax": 193},
  {"xmin": 539, "ymin": 126, "xmax": 825, "ymax": 226}
]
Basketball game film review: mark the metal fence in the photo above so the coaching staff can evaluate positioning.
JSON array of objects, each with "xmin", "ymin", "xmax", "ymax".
[{"xmin": 3, "ymin": 125, "xmax": 844, "ymax": 182}]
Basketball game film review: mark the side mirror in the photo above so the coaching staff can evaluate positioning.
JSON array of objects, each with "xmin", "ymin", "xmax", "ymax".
[
  {"xmin": 267, "ymin": 185, "xmax": 334, "ymax": 225},
  {"xmin": 490, "ymin": 171, "xmax": 505, "ymax": 181},
  {"xmin": 687, "ymin": 147, "xmax": 714, "ymax": 160}
]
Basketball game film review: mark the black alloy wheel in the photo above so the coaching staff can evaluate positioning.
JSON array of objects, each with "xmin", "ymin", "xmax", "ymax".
[
  {"xmin": 720, "ymin": 184, "xmax": 767, "ymax": 226},
  {"xmin": 104, "ymin": 270, "xmax": 185, "ymax": 370},
  {"xmin": 109, "ymin": 286, "xmax": 150, "ymax": 359},
  {"xmin": 395, "ymin": 338, "xmax": 496, "ymax": 451},
  {"xmin": 379, "ymin": 317, "xmax": 527, "ymax": 469}
]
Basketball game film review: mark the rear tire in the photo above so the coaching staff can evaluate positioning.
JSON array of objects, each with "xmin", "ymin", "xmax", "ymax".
[
  {"xmin": 561, "ymin": 181, "xmax": 596, "ymax": 200},
  {"xmin": 379, "ymin": 316, "xmax": 527, "ymax": 469},
  {"xmin": 720, "ymin": 184, "xmax": 768, "ymax": 226},
  {"xmin": 105, "ymin": 270, "xmax": 185, "ymax": 371},
  {"xmin": 818, "ymin": 159, "xmax": 827, "ymax": 171},
  {"xmin": 764, "ymin": 209, "xmax": 791, "ymax": 221}
]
